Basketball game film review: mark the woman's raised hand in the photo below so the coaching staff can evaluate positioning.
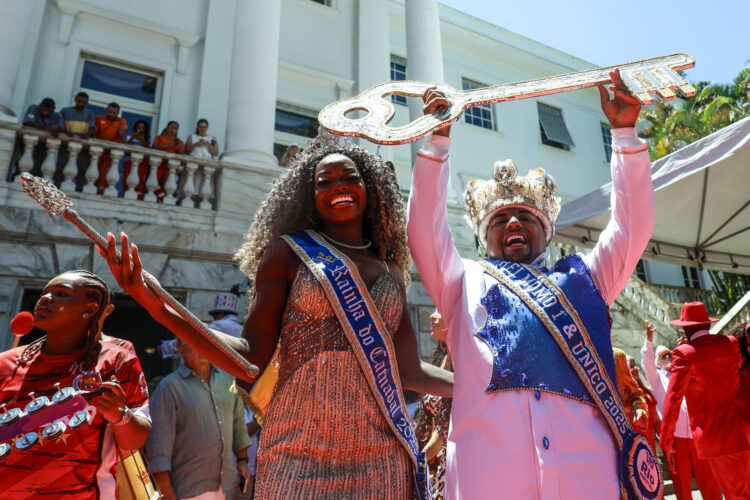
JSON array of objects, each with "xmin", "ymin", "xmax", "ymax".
[{"xmin": 99, "ymin": 232, "xmax": 162, "ymax": 312}]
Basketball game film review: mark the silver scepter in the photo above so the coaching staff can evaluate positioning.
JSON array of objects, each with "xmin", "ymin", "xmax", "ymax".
[{"xmin": 19, "ymin": 173, "xmax": 259, "ymax": 379}]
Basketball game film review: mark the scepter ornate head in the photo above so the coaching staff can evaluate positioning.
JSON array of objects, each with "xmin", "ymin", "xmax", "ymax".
[{"xmin": 20, "ymin": 173, "xmax": 73, "ymax": 217}]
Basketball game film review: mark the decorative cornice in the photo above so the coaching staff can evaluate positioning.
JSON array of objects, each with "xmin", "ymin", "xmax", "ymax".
[{"xmin": 55, "ymin": 0, "xmax": 200, "ymax": 73}]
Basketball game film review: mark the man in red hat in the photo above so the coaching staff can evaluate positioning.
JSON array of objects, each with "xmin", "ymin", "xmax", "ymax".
[{"xmin": 661, "ymin": 301, "xmax": 750, "ymax": 499}]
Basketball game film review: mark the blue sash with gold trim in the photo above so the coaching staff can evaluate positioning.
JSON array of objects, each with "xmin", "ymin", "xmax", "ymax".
[
  {"xmin": 481, "ymin": 259, "xmax": 663, "ymax": 500},
  {"xmin": 282, "ymin": 230, "xmax": 431, "ymax": 500}
]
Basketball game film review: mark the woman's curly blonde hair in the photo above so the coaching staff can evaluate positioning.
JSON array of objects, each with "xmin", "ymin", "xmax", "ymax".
[{"xmin": 234, "ymin": 141, "xmax": 410, "ymax": 284}]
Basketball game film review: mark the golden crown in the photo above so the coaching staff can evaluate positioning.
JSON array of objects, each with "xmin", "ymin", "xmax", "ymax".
[{"xmin": 463, "ymin": 159, "xmax": 561, "ymax": 248}]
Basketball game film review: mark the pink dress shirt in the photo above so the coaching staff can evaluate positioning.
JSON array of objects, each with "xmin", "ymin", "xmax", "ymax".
[
  {"xmin": 641, "ymin": 339, "xmax": 693, "ymax": 438},
  {"xmin": 407, "ymin": 128, "xmax": 653, "ymax": 499}
]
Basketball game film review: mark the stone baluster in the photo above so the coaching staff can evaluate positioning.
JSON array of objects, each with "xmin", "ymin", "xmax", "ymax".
[
  {"xmin": 143, "ymin": 156, "xmax": 162, "ymax": 203},
  {"xmin": 40, "ymin": 138, "xmax": 61, "ymax": 180},
  {"xmin": 180, "ymin": 162, "xmax": 197, "ymax": 207},
  {"xmin": 103, "ymin": 148, "xmax": 124, "ymax": 197},
  {"xmin": 17, "ymin": 133, "xmax": 38, "ymax": 174},
  {"xmin": 60, "ymin": 141, "xmax": 82, "ymax": 191},
  {"xmin": 162, "ymin": 158, "xmax": 180, "ymax": 205},
  {"xmin": 82, "ymin": 146, "xmax": 103, "ymax": 194},
  {"xmin": 124, "ymin": 152, "xmax": 143, "ymax": 199},
  {"xmin": 199, "ymin": 165, "xmax": 215, "ymax": 210}
]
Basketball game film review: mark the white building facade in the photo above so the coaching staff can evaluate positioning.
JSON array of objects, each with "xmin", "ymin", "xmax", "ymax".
[{"xmin": 0, "ymin": 0, "xmax": 713, "ymax": 370}]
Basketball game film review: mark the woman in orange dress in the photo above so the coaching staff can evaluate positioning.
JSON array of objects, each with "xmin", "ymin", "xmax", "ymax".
[{"xmin": 101, "ymin": 135, "xmax": 453, "ymax": 500}]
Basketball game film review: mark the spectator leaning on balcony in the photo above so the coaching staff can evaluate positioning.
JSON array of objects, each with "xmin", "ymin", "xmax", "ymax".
[
  {"xmin": 60, "ymin": 92, "xmax": 95, "ymax": 137},
  {"xmin": 95, "ymin": 102, "xmax": 128, "ymax": 143},
  {"xmin": 94, "ymin": 102, "xmax": 128, "ymax": 193},
  {"xmin": 151, "ymin": 121, "xmax": 185, "ymax": 200},
  {"xmin": 185, "ymin": 119, "xmax": 219, "ymax": 159},
  {"xmin": 121, "ymin": 119, "xmax": 151, "ymax": 197},
  {"xmin": 22, "ymin": 97, "xmax": 63, "ymax": 136}
]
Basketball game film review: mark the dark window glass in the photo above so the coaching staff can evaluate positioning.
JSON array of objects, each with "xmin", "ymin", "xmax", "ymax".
[
  {"xmin": 538, "ymin": 103, "xmax": 574, "ymax": 150},
  {"xmin": 80, "ymin": 61, "xmax": 158, "ymax": 103},
  {"xmin": 390, "ymin": 58, "xmax": 407, "ymax": 106},
  {"xmin": 634, "ymin": 260, "xmax": 648, "ymax": 282},
  {"xmin": 601, "ymin": 123, "xmax": 613, "ymax": 162},
  {"xmin": 462, "ymin": 79, "xmax": 493, "ymax": 130},
  {"xmin": 681, "ymin": 266, "xmax": 701, "ymax": 288},
  {"xmin": 275, "ymin": 109, "xmax": 319, "ymax": 138}
]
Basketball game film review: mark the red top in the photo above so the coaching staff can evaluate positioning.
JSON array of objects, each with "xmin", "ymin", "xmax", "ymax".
[
  {"xmin": 660, "ymin": 333, "xmax": 750, "ymax": 458},
  {"xmin": 738, "ymin": 364, "xmax": 750, "ymax": 427},
  {"xmin": 0, "ymin": 336, "xmax": 148, "ymax": 499}
]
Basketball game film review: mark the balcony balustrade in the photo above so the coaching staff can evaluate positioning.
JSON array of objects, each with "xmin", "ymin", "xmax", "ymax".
[{"xmin": 3, "ymin": 123, "xmax": 219, "ymax": 210}]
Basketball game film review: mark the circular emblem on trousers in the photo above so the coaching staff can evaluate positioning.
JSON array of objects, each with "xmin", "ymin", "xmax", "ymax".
[{"xmin": 622, "ymin": 433, "xmax": 663, "ymax": 500}]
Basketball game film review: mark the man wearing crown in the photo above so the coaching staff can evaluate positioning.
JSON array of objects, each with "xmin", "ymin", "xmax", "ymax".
[{"xmin": 407, "ymin": 70, "xmax": 656, "ymax": 499}]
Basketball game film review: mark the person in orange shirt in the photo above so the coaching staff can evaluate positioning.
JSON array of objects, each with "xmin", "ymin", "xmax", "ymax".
[
  {"xmin": 94, "ymin": 102, "xmax": 128, "ymax": 193},
  {"xmin": 151, "ymin": 121, "xmax": 185, "ymax": 200},
  {"xmin": 613, "ymin": 347, "xmax": 649, "ymax": 434}
]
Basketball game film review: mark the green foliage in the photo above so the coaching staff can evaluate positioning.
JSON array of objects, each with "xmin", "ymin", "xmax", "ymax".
[
  {"xmin": 641, "ymin": 64, "xmax": 750, "ymax": 313},
  {"xmin": 708, "ymin": 270, "xmax": 750, "ymax": 315},
  {"xmin": 639, "ymin": 65, "xmax": 750, "ymax": 160}
]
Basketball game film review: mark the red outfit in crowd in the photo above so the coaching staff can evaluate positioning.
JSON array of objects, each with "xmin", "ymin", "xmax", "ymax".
[
  {"xmin": 739, "ymin": 364, "xmax": 750, "ymax": 425},
  {"xmin": 0, "ymin": 336, "xmax": 149, "ymax": 499},
  {"xmin": 661, "ymin": 331, "xmax": 750, "ymax": 500},
  {"xmin": 150, "ymin": 135, "xmax": 185, "ymax": 198},
  {"xmin": 94, "ymin": 115, "xmax": 128, "ymax": 191}
]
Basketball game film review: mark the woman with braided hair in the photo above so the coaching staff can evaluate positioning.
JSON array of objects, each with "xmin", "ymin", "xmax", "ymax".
[
  {"xmin": 102, "ymin": 135, "xmax": 453, "ymax": 499},
  {"xmin": 0, "ymin": 270, "xmax": 151, "ymax": 499}
]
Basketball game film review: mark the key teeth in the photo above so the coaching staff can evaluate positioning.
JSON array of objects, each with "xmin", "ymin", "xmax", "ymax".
[
  {"xmin": 679, "ymin": 83, "xmax": 697, "ymax": 98},
  {"xmin": 655, "ymin": 87, "xmax": 677, "ymax": 101}
]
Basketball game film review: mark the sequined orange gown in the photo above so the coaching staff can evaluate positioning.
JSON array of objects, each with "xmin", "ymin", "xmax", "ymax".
[{"xmin": 254, "ymin": 265, "xmax": 412, "ymax": 499}]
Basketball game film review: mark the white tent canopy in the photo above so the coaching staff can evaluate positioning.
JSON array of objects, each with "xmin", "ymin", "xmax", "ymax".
[{"xmin": 556, "ymin": 116, "xmax": 750, "ymax": 275}]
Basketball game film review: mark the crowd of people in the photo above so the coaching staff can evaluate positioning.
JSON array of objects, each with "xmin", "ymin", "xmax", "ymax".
[
  {"xmin": 2, "ymin": 73, "xmax": 750, "ymax": 500},
  {"xmin": 19, "ymin": 92, "xmax": 220, "ymax": 200}
]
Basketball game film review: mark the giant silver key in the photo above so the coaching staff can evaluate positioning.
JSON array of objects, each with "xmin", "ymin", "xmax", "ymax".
[{"xmin": 318, "ymin": 53, "xmax": 696, "ymax": 145}]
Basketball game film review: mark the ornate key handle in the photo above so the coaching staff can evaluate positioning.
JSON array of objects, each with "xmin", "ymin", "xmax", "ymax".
[
  {"xmin": 319, "ymin": 53, "xmax": 696, "ymax": 145},
  {"xmin": 19, "ymin": 173, "xmax": 259, "ymax": 379}
]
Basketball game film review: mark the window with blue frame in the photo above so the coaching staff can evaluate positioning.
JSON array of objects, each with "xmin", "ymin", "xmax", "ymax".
[
  {"xmin": 80, "ymin": 61, "xmax": 158, "ymax": 103},
  {"xmin": 390, "ymin": 56, "xmax": 407, "ymax": 106},
  {"xmin": 601, "ymin": 123, "xmax": 613, "ymax": 162},
  {"xmin": 462, "ymin": 78, "xmax": 494, "ymax": 130},
  {"xmin": 275, "ymin": 108, "xmax": 319, "ymax": 138}
]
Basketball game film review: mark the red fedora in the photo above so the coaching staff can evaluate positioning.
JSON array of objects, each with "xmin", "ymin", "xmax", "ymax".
[{"xmin": 669, "ymin": 301, "xmax": 720, "ymax": 327}]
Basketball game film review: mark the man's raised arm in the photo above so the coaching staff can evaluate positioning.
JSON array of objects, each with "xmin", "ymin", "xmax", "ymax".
[
  {"xmin": 408, "ymin": 133, "xmax": 465, "ymax": 317},
  {"xmin": 583, "ymin": 70, "xmax": 654, "ymax": 305}
]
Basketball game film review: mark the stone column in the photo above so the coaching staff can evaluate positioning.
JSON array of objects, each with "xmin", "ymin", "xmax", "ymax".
[
  {"xmin": 0, "ymin": 1, "xmax": 35, "ymax": 122},
  {"xmin": 405, "ymin": 0, "xmax": 445, "ymax": 159},
  {"xmin": 357, "ymin": 0, "xmax": 391, "ymax": 159},
  {"xmin": 223, "ymin": 0, "xmax": 281, "ymax": 168},
  {"xmin": 357, "ymin": 0, "xmax": 390, "ymax": 93}
]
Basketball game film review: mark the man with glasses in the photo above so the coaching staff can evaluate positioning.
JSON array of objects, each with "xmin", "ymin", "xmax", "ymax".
[{"xmin": 641, "ymin": 322, "xmax": 721, "ymax": 500}]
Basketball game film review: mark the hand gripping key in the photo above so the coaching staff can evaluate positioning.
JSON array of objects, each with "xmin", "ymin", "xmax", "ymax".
[
  {"xmin": 18, "ymin": 173, "xmax": 259, "ymax": 380},
  {"xmin": 319, "ymin": 53, "xmax": 696, "ymax": 145}
]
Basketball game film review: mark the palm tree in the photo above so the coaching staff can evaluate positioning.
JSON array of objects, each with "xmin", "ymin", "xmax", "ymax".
[{"xmin": 640, "ymin": 65, "xmax": 750, "ymax": 160}]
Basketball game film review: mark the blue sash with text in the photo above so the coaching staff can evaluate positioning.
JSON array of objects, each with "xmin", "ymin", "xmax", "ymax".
[
  {"xmin": 283, "ymin": 230, "xmax": 430, "ymax": 500},
  {"xmin": 481, "ymin": 259, "xmax": 663, "ymax": 500}
]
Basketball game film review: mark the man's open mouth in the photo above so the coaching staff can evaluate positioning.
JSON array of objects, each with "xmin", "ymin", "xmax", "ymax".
[{"xmin": 503, "ymin": 232, "xmax": 528, "ymax": 248}]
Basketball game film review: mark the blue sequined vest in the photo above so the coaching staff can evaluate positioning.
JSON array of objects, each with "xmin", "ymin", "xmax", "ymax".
[{"xmin": 476, "ymin": 254, "xmax": 617, "ymax": 405}]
